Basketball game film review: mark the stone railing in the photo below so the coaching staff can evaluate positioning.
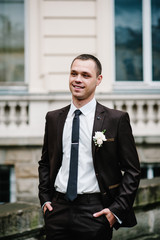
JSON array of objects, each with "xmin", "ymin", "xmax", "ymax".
[
  {"xmin": 114, "ymin": 99, "xmax": 159, "ymax": 125},
  {"xmin": 0, "ymin": 101, "xmax": 29, "ymax": 126},
  {"xmin": 0, "ymin": 94, "xmax": 160, "ymax": 140},
  {"xmin": 97, "ymin": 94, "xmax": 160, "ymax": 138}
]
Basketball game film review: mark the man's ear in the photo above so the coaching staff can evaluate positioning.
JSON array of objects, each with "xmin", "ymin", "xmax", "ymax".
[{"xmin": 96, "ymin": 75, "xmax": 103, "ymax": 86}]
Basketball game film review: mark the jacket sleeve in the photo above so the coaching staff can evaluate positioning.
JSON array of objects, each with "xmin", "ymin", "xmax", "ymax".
[
  {"xmin": 38, "ymin": 113, "xmax": 52, "ymax": 207},
  {"xmin": 109, "ymin": 112, "xmax": 141, "ymax": 221}
]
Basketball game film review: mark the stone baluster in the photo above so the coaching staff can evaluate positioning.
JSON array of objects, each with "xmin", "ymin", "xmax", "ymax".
[
  {"xmin": 157, "ymin": 100, "xmax": 160, "ymax": 123},
  {"xmin": 126, "ymin": 101, "xmax": 134, "ymax": 124},
  {"xmin": 147, "ymin": 100, "xmax": 156, "ymax": 124},
  {"xmin": 0, "ymin": 102, "xmax": 7, "ymax": 125},
  {"xmin": 20, "ymin": 102, "xmax": 28, "ymax": 125},
  {"xmin": 114, "ymin": 100, "xmax": 123, "ymax": 111},
  {"xmin": 0, "ymin": 103, "xmax": 2, "ymax": 124},
  {"xmin": 9, "ymin": 102, "xmax": 17, "ymax": 125},
  {"xmin": 136, "ymin": 100, "xmax": 145, "ymax": 124}
]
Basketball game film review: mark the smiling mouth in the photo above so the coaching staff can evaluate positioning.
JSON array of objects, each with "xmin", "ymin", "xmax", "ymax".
[{"xmin": 73, "ymin": 84, "xmax": 84, "ymax": 89}]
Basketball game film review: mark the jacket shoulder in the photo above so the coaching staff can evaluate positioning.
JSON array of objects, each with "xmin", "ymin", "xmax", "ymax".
[
  {"xmin": 97, "ymin": 102, "xmax": 127, "ymax": 118},
  {"xmin": 46, "ymin": 104, "xmax": 70, "ymax": 119}
]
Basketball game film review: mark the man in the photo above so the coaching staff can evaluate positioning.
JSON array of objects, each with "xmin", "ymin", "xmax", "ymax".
[{"xmin": 38, "ymin": 54, "xmax": 141, "ymax": 240}]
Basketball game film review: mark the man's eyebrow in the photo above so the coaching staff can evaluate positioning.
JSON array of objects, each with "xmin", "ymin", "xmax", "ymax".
[
  {"xmin": 82, "ymin": 71, "xmax": 91, "ymax": 75},
  {"xmin": 71, "ymin": 69, "xmax": 91, "ymax": 75}
]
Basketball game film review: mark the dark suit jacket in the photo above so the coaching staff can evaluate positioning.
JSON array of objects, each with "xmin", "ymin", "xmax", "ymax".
[{"xmin": 38, "ymin": 102, "xmax": 141, "ymax": 229}]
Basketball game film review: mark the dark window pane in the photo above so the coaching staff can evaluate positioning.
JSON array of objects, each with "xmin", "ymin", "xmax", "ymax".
[
  {"xmin": 153, "ymin": 167, "xmax": 160, "ymax": 177},
  {"xmin": 140, "ymin": 167, "xmax": 147, "ymax": 179},
  {"xmin": 0, "ymin": 0, "xmax": 24, "ymax": 83},
  {"xmin": 115, "ymin": 0, "xmax": 143, "ymax": 81},
  {"xmin": 151, "ymin": 0, "xmax": 160, "ymax": 81},
  {"xmin": 0, "ymin": 165, "xmax": 10, "ymax": 202}
]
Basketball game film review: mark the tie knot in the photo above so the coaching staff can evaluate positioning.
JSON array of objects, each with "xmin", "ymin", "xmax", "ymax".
[{"xmin": 74, "ymin": 109, "xmax": 81, "ymax": 116}]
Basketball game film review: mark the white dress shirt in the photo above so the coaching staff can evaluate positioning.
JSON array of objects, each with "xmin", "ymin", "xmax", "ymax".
[{"xmin": 55, "ymin": 98, "xmax": 100, "ymax": 194}]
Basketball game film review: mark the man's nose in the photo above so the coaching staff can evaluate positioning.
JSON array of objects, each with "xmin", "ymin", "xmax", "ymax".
[{"xmin": 75, "ymin": 74, "xmax": 82, "ymax": 82}]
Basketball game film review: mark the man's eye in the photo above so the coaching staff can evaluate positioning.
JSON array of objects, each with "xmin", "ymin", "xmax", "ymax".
[
  {"xmin": 83, "ymin": 74, "xmax": 89, "ymax": 78},
  {"xmin": 71, "ymin": 72, "xmax": 77, "ymax": 76}
]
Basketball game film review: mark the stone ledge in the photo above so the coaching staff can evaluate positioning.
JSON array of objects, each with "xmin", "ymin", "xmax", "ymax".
[
  {"xmin": 113, "ymin": 178, "xmax": 160, "ymax": 239},
  {"xmin": 0, "ymin": 136, "xmax": 160, "ymax": 146},
  {"xmin": 0, "ymin": 202, "xmax": 44, "ymax": 240},
  {"xmin": 113, "ymin": 207, "xmax": 160, "ymax": 240},
  {"xmin": 0, "ymin": 137, "xmax": 43, "ymax": 147},
  {"xmin": 134, "ymin": 177, "xmax": 160, "ymax": 208}
]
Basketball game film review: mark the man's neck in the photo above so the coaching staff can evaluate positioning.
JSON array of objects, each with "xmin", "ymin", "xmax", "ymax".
[{"xmin": 72, "ymin": 96, "xmax": 95, "ymax": 109}]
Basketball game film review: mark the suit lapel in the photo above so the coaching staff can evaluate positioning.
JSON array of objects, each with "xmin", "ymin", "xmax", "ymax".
[
  {"xmin": 57, "ymin": 105, "xmax": 70, "ymax": 158},
  {"xmin": 56, "ymin": 102, "xmax": 106, "ymax": 162},
  {"xmin": 92, "ymin": 102, "xmax": 106, "ymax": 159}
]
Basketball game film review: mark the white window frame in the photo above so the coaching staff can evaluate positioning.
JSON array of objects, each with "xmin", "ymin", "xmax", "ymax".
[{"xmin": 113, "ymin": 0, "xmax": 160, "ymax": 92}]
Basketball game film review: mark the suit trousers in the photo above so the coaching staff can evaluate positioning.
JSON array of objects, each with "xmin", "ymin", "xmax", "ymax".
[{"xmin": 44, "ymin": 191, "xmax": 113, "ymax": 240}]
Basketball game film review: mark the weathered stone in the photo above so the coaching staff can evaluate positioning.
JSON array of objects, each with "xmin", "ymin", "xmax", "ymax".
[
  {"xmin": 15, "ymin": 163, "xmax": 38, "ymax": 178},
  {"xmin": 5, "ymin": 149, "xmax": 34, "ymax": 164},
  {"xmin": 128, "ymin": 235, "xmax": 160, "ymax": 240},
  {"xmin": 0, "ymin": 149, "xmax": 6, "ymax": 164},
  {"xmin": 17, "ymin": 179, "xmax": 38, "ymax": 195},
  {"xmin": 31, "ymin": 149, "xmax": 41, "ymax": 164},
  {"xmin": 0, "ymin": 178, "xmax": 160, "ymax": 240},
  {"xmin": 112, "ymin": 207, "xmax": 160, "ymax": 240},
  {"xmin": 134, "ymin": 178, "xmax": 160, "ymax": 207},
  {"xmin": 0, "ymin": 143, "xmax": 160, "ymax": 239},
  {"xmin": 0, "ymin": 203, "xmax": 44, "ymax": 239},
  {"xmin": 137, "ymin": 146, "xmax": 160, "ymax": 163},
  {"xmin": 143, "ymin": 147, "xmax": 160, "ymax": 161},
  {"xmin": 154, "ymin": 207, "xmax": 160, "ymax": 234},
  {"xmin": 112, "ymin": 178, "xmax": 160, "ymax": 239}
]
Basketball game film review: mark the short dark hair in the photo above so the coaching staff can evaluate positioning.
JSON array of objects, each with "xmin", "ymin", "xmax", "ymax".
[{"xmin": 71, "ymin": 54, "xmax": 102, "ymax": 77}]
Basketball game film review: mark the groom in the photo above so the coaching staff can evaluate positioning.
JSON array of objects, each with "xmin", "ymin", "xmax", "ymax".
[{"xmin": 38, "ymin": 54, "xmax": 141, "ymax": 240}]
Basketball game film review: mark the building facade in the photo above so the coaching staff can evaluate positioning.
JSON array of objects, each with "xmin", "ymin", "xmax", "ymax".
[{"xmin": 0, "ymin": 0, "xmax": 160, "ymax": 203}]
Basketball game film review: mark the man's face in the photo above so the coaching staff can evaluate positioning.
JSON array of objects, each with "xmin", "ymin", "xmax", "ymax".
[{"xmin": 69, "ymin": 59, "xmax": 102, "ymax": 103}]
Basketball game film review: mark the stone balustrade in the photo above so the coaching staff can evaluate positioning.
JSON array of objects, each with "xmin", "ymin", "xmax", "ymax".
[
  {"xmin": 97, "ymin": 94, "xmax": 160, "ymax": 137},
  {"xmin": 0, "ymin": 101, "xmax": 29, "ymax": 126},
  {"xmin": 0, "ymin": 94, "xmax": 159, "ymax": 139},
  {"xmin": 114, "ymin": 99, "xmax": 159, "ymax": 125}
]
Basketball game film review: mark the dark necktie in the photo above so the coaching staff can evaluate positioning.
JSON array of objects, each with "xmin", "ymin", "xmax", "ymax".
[{"xmin": 65, "ymin": 109, "xmax": 82, "ymax": 201}]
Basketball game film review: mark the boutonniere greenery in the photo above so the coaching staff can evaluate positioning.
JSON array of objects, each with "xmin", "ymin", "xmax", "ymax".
[{"xmin": 93, "ymin": 129, "xmax": 107, "ymax": 147}]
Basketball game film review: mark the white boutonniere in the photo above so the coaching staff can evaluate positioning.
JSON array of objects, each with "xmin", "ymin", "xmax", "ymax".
[{"xmin": 93, "ymin": 129, "xmax": 107, "ymax": 147}]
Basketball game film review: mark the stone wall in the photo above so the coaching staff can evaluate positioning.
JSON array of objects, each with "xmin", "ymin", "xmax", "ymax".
[
  {"xmin": 0, "ymin": 141, "xmax": 160, "ymax": 204},
  {"xmin": 0, "ymin": 141, "xmax": 160, "ymax": 239},
  {"xmin": 0, "ymin": 178, "xmax": 160, "ymax": 240},
  {"xmin": 0, "ymin": 146, "xmax": 41, "ymax": 203},
  {"xmin": 137, "ymin": 144, "xmax": 160, "ymax": 164},
  {"xmin": 0, "ymin": 202, "xmax": 44, "ymax": 240},
  {"xmin": 113, "ymin": 177, "xmax": 160, "ymax": 240}
]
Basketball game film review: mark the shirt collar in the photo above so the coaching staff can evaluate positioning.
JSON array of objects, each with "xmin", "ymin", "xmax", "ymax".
[{"xmin": 68, "ymin": 98, "xmax": 96, "ymax": 116}]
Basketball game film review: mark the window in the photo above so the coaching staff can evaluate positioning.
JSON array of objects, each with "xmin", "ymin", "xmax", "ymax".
[
  {"xmin": 152, "ymin": 0, "xmax": 160, "ymax": 81},
  {"xmin": 0, "ymin": 165, "xmax": 16, "ymax": 203},
  {"xmin": 114, "ymin": 0, "xmax": 160, "ymax": 85},
  {"xmin": 141, "ymin": 163, "xmax": 160, "ymax": 179},
  {"xmin": 115, "ymin": 0, "xmax": 143, "ymax": 81},
  {"xmin": 0, "ymin": 0, "xmax": 24, "ymax": 83}
]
